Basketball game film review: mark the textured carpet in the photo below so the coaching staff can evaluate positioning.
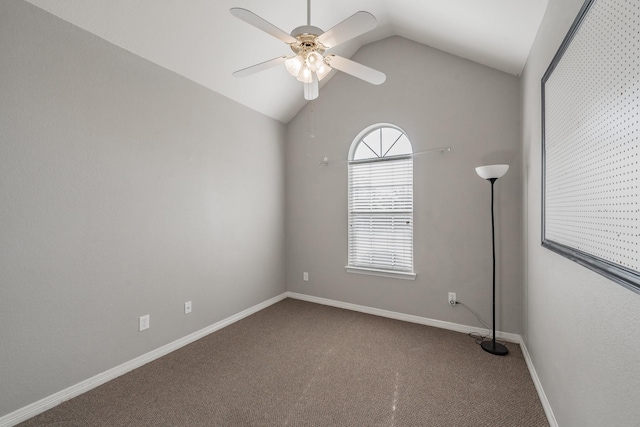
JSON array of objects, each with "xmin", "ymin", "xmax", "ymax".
[{"xmin": 18, "ymin": 298, "xmax": 548, "ymax": 426}]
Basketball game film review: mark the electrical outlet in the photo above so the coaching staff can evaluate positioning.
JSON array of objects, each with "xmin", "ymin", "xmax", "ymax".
[
  {"xmin": 303, "ymin": 272, "xmax": 309, "ymax": 281},
  {"xmin": 184, "ymin": 301, "xmax": 192, "ymax": 314},
  {"xmin": 139, "ymin": 314, "xmax": 150, "ymax": 331},
  {"xmin": 448, "ymin": 292, "xmax": 457, "ymax": 306}
]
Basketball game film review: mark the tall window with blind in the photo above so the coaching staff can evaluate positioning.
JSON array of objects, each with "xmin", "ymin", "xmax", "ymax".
[{"xmin": 347, "ymin": 125, "xmax": 415, "ymax": 279}]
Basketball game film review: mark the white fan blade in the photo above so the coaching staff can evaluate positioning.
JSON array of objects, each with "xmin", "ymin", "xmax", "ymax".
[
  {"xmin": 233, "ymin": 56, "xmax": 287, "ymax": 78},
  {"xmin": 303, "ymin": 72, "xmax": 319, "ymax": 100},
  {"xmin": 317, "ymin": 11, "xmax": 377, "ymax": 49},
  {"xmin": 325, "ymin": 55, "xmax": 386, "ymax": 85},
  {"xmin": 230, "ymin": 8, "xmax": 297, "ymax": 44}
]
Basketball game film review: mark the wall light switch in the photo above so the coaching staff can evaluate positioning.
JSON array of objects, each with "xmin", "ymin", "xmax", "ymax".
[
  {"xmin": 185, "ymin": 301, "xmax": 192, "ymax": 314},
  {"xmin": 303, "ymin": 272, "xmax": 309, "ymax": 281}
]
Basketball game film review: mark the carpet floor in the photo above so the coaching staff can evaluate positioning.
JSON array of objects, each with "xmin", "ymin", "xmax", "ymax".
[{"xmin": 18, "ymin": 298, "xmax": 548, "ymax": 426}]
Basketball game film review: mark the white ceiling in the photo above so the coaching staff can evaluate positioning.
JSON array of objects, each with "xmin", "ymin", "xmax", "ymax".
[{"xmin": 24, "ymin": 0, "xmax": 548, "ymax": 123}]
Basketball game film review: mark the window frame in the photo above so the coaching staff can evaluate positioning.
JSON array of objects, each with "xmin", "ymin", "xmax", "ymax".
[
  {"xmin": 541, "ymin": 0, "xmax": 640, "ymax": 294},
  {"xmin": 345, "ymin": 124, "xmax": 416, "ymax": 280}
]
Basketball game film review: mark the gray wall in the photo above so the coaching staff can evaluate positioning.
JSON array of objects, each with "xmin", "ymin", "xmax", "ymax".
[
  {"xmin": 285, "ymin": 36, "xmax": 523, "ymax": 334},
  {"xmin": 0, "ymin": 0, "xmax": 285, "ymax": 417},
  {"xmin": 521, "ymin": 1, "xmax": 640, "ymax": 425}
]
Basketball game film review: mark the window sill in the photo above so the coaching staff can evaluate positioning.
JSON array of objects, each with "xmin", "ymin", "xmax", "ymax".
[{"xmin": 345, "ymin": 266, "xmax": 416, "ymax": 280}]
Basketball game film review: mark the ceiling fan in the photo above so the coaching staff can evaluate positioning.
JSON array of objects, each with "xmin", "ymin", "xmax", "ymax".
[{"xmin": 230, "ymin": 0, "xmax": 386, "ymax": 100}]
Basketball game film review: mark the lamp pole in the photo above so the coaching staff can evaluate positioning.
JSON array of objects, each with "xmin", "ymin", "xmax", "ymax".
[
  {"xmin": 475, "ymin": 164, "xmax": 509, "ymax": 356},
  {"xmin": 481, "ymin": 178, "xmax": 508, "ymax": 355}
]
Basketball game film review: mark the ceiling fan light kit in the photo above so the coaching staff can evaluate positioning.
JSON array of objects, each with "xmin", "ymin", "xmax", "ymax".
[{"xmin": 230, "ymin": 1, "xmax": 386, "ymax": 100}]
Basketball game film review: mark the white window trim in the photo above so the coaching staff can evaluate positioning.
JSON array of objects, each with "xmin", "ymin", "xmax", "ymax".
[
  {"xmin": 345, "ymin": 265, "xmax": 416, "ymax": 280},
  {"xmin": 347, "ymin": 124, "xmax": 415, "ymax": 278}
]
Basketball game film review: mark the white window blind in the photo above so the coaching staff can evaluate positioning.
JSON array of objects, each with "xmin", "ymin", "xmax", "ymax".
[{"xmin": 348, "ymin": 156, "xmax": 413, "ymax": 273}]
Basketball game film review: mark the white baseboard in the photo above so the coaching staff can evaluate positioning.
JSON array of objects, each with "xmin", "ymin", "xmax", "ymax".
[
  {"xmin": 2, "ymin": 291, "xmax": 557, "ymax": 427},
  {"xmin": 286, "ymin": 291, "xmax": 522, "ymax": 342},
  {"xmin": 286, "ymin": 291, "xmax": 558, "ymax": 426},
  {"xmin": 519, "ymin": 340, "xmax": 559, "ymax": 427},
  {"xmin": 0, "ymin": 293, "xmax": 288, "ymax": 427}
]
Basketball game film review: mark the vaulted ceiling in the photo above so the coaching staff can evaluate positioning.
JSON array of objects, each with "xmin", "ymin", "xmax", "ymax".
[{"xmin": 24, "ymin": 0, "xmax": 548, "ymax": 123}]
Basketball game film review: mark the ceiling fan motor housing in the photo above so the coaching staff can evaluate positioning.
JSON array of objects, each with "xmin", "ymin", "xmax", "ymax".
[{"xmin": 290, "ymin": 25, "xmax": 324, "ymax": 38}]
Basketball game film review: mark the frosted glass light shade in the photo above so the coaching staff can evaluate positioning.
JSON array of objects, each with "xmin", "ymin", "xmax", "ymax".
[
  {"xmin": 306, "ymin": 51, "xmax": 324, "ymax": 72},
  {"xmin": 316, "ymin": 63, "xmax": 331, "ymax": 81},
  {"xmin": 285, "ymin": 55, "xmax": 304, "ymax": 77},
  {"xmin": 475, "ymin": 164, "xmax": 509, "ymax": 180},
  {"xmin": 297, "ymin": 67, "xmax": 313, "ymax": 83}
]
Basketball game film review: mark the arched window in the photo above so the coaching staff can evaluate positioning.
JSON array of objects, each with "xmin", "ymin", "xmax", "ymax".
[{"xmin": 347, "ymin": 124, "xmax": 414, "ymax": 279}]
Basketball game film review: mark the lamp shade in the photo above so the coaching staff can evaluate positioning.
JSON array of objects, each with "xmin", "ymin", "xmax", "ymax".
[
  {"xmin": 475, "ymin": 164, "xmax": 509, "ymax": 180},
  {"xmin": 285, "ymin": 55, "xmax": 304, "ymax": 77}
]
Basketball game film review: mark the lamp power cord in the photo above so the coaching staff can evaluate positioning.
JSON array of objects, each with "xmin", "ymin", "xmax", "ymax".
[{"xmin": 453, "ymin": 300, "xmax": 507, "ymax": 347}]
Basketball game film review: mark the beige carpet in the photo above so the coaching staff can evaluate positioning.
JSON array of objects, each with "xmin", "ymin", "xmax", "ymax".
[{"xmin": 18, "ymin": 298, "xmax": 548, "ymax": 426}]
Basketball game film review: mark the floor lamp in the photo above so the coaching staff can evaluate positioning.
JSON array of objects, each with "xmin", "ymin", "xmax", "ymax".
[{"xmin": 475, "ymin": 164, "xmax": 509, "ymax": 356}]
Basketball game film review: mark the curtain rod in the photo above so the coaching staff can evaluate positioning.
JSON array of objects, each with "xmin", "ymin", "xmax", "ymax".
[{"xmin": 318, "ymin": 146, "xmax": 452, "ymax": 166}]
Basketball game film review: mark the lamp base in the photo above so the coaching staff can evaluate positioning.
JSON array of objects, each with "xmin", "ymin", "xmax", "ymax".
[{"xmin": 481, "ymin": 340, "xmax": 509, "ymax": 356}]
